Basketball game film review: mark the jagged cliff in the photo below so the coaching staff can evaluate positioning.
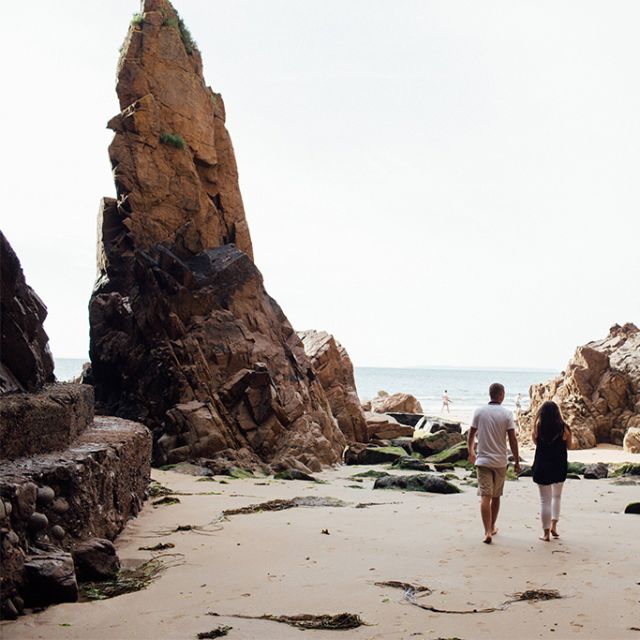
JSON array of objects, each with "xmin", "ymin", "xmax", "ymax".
[
  {"xmin": 89, "ymin": 0, "xmax": 347, "ymax": 472},
  {"xmin": 0, "ymin": 231, "xmax": 54, "ymax": 394},
  {"xmin": 520, "ymin": 323, "xmax": 640, "ymax": 449}
]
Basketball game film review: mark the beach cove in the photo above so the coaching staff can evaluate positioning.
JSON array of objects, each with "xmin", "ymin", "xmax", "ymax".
[{"xmin": 3, "ymin": 445, "xmax": 638, "ymax": 640}]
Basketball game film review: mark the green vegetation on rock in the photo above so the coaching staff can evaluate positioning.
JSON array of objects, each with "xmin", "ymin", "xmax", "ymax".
[
  {"xmin": 610, "ymin": 463, "xmax": 640, "ymax": 477},
  {"xmin": 351, "ymin": 469, "xmax": 390, "ymax": 479},
  {"xmin": 160, "ymin": 132, "xmax": 186, "ymax": 150},
  {"xmin": 161, "ymin": 5, "xmax": 197, "ymax": 54},
  {"xmin": 425, "ymin": 441, "xmax": 468, "ymax": 464},
  {"xmin": 131, "ymin": 12, "xmax": 144, "ymax": 26},
  {"xmin": 567, "ymin": 461, "xmax": 587, "ymax": 475}
]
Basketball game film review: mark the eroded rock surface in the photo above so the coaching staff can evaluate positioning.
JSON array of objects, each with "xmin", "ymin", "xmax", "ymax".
[
  {"xmin": 0, "ymin": 231, "xmax": 54, "ymax": 394},
  {"xmin": 520, "ymin": 324, "xmax": 640, "ymax": 449},
  {"xmin": 363, "ymin": 391, "xmax": 423, "ymax": 415},
  {"xmin": 88, "ymin": 0, "xmax": 346, "ymax": 472},
  {"xmin": 298, "ymin": 330, "xmax": 367, "ymax": 443}
]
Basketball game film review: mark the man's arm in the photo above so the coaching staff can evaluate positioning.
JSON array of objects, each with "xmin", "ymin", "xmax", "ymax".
[
  {"xmin": 467, "ymin": 427, "xmax": 477, "ymax": 465},
  {"xmin": 507, "ymin": 429, "xmax": 520, "ymax": 473}
]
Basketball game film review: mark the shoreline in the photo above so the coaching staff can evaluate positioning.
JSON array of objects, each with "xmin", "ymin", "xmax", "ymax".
[{"xmin": 2, "ymin": 445, "xmax": 638, "ymax": 640}]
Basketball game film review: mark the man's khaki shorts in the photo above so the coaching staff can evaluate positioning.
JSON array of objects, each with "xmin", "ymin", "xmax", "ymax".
[{"xmin": 476, "ymin": 465, "xmax": 507, "ymax": 497}]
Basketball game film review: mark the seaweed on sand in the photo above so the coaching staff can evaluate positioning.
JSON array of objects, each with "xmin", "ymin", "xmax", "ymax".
[
  {"xmin": 138, "ymin": 542, "xmax": 175, "ymax": 551},
  {"xmin": 197, "ymin": 627, "xmax": 232, "ymax": 639},
  {"xmin": 80, "ymin": 555, "xmax": 183, "ymax": 600},
  {"xmin": 152, "ymin": 496, "xmax": 181, "ymax": 506},
  {"xmin": 385, "ymin": 583, "xmax": 562, "ymax": 614},
  {"xmin": 375, "ymin": 580, "xmax": 432, "ymax": 594},
  {"xmin": 222, "ymin": 496, "xmax": 346, "ymax": 516},
  {"xmin": 213, "ymin": 612, "xmax": 366, "ymax": 630},
  {"xmin": 148, "ymin": 480, "xmax": 174, "ymax": 498}
]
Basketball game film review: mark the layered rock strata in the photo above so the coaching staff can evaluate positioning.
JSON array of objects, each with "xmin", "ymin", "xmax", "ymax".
[
  {"xmin": 297, "ymin": 330, "xmax": 367, "ymax": 442},
  {"xmin": 89, "ymin": 0, "xmax": 346, "ymax": 471},
  {"xmin": 520, "ymin": 324, "xmax": 640, "ymax": 449},
  {"xmin": 0, "ymin": 231, "xmax": 54, "ymax": 393}
]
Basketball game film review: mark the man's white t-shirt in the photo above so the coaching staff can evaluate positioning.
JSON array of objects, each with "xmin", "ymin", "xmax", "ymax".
[{"xmin": 470, "ymin": 403, "xmax": 516, "ymax": 468}]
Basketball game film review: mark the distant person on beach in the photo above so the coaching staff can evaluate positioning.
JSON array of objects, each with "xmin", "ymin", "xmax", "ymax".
[
  {"xmin": 441, "ymin": 390, "xmax": 452, "ymax": 414},
  {"xmin": 515, "ymin": 393, "xmax": 522, "ymax": 412},
  {"xmin": 532, "ymin": 401, "xmax": 572, "ymax": 542},
  {"xmin": 467, "ymin": 383, "xmax": 520, "ymax": 544}
]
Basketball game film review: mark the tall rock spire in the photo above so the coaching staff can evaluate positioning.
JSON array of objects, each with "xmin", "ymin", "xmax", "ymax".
[
  {"xmin": 89, "ymin": 1, "xmax": 349, "ymax": 472},
  {"xmin": 106, "ymin": 0, "xmax": 252, "ymax": 261}
]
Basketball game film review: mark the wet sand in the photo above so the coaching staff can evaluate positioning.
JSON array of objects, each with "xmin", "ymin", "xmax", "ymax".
[{"xmin": 2, "ymin": 445, "xmax": 639, "ymax": 640}]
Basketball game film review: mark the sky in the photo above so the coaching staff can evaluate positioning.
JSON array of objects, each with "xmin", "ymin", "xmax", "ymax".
[{"xmin": 1, "ymin": 1, "xmax": 638, "ymax": 369}]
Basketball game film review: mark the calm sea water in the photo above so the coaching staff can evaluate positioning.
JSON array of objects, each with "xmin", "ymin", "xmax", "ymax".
[
  {"xmin": 54, "ymin": 358, "xmax": 556, "ymax": 425},
  {"xmin": 354, "ymin": 366, "xmax": 557, "ymax": 424}
]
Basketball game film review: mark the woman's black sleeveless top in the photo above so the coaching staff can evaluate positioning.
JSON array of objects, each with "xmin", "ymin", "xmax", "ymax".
[{"xmin": 532, "ymin": 431, "xmax": 567, "ymax": 485}]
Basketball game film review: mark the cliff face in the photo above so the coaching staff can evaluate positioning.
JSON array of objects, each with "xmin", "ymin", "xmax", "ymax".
[
  {"xmin": 297, "ymin": 330, "xmax": 368, "ymax": 443},
  {"xmin": 0, "ymin": 231, "xmax": 54, "ymax": 394},
  {"xmin": 89, "ymin": 0, "xmax": 346, "ymax": 472},
  {"xmin": 520, "ymin": 323, "xmax": 640, "ymax": 449}
]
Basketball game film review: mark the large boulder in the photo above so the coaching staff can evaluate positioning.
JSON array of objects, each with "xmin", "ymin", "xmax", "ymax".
[
  {"xmin": 87, "ymin": 0, "xmax": 345, "ymax": 472},
  {"xmin": 297, "ymin": 330, "xmax": 367, "ymax": 442},
  {"xmin": 72, "ymin": 538, "xmax": 120, "ymax": 581},
  {"xmin": 412, "ymin": 430, "xmax": 464, "ymax": 457},
  {"xmin": 23, "ymin": 552, "xmax": 78, "ymax": 606},
  {"xmin": 0, "ymin": 231, "xmax": 54, "ymax": 394},
  {"xmin": 363, "ymin": 391, "xmax": 423, "ymax": 415},
  {"xmin": 519, "ymin": 324, "xmax": 640, "ymax": 449},
  {"xmin": 623, "ymin": 427, "xmax": 640, "ymax": 454},
  {"xmin": 364, "ymin": 412, "xmax": 414, "ymax": 440},
  {"xmin": 373, "ymin": 473, "xmax": 461, "ymax": 494}
]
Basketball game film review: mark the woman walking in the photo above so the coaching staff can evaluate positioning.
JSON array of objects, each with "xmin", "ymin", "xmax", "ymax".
[{"xmin": 532, "ymin": 401, "xmax": 572, "ymax": 541}]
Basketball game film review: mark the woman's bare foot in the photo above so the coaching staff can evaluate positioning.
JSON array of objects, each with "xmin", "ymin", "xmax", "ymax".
[
  {"xmin": 483, "ymin": 534, "xmax": 492, "ymax": 544},
  {"xmin": 550, "ymin": 520, "xmax": 559, "ymax": 537},
  {"xmin": 550, "ymin": 529, "xmax": 559, "ymax": 538},
  {"xmin": 539, "ymin": 529, "xmax": 550, "ymax": 542},
  {"xmin": 491, "ymin": 527, "xmax": 499, "ymax": 536}
]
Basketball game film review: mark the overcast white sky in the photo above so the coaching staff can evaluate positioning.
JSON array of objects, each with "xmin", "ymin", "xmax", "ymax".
[{"xmin": 1, "ymin": 1, "xmax": 638, "ymax": 369}]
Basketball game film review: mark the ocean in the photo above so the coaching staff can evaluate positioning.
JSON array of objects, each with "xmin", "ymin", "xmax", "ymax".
[
  {"xmin": 354, "ymin": 366, "xmax": 557, "ymax": 424},
  {"xmin": 53, "ymin": 358, "xmax": 556, "ymax": 426}
]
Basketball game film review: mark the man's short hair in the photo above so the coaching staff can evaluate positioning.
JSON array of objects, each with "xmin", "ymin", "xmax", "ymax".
[{"xmin": 489, "ymin": 383, "xmax": 505, "ymax": 400}]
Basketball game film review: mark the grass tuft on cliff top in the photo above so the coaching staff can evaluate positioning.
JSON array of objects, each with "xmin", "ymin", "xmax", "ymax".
[
  {"xmin": 162, "ymin": 5, "xmax": 198, "ymax": 55},
  {"xmin": 160, "ymin": 132, "xmax": 186, "ymax": 150},
  {"xmin": 131, "ymin": 12, "xmax": 144, "ymax": 26}
]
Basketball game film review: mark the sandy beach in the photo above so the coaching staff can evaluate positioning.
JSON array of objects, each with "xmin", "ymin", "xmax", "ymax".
[{"xmin": 1, "ymin": 445, "xmax": 639, "ymax": 640}]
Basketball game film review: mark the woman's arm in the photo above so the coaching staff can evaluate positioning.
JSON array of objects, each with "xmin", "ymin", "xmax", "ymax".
[{"xmin": 563, "ymin": 426, "xmax": 573, "ymax": 449}]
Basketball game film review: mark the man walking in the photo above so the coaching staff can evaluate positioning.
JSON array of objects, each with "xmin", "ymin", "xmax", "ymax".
[{"xmin": 467, "ymin": 382, "xmax": 520, "ymax": 544}]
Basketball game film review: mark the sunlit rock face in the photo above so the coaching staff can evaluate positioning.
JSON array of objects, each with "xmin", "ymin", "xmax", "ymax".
[
  {"xmin": 88, "ymin": 0, "xmax": 346, "ymax": 472},
  {"xmin": 520, "ymin": 323, "xmax": 640, "ymax": 450}
]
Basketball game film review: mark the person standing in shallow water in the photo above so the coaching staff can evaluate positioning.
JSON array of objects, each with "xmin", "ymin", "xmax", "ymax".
[
  {"xmin": 532, "ymin": 401, "xmax": 572, "ymax": 541},
  {"xmin": 467, "ymin": 383, "xmax": 520, "ymax": 544}
]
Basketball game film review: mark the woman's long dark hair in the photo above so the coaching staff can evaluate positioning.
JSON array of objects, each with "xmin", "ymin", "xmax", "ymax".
[{"xmin": 533, "ymin": 401, "xmax": 569, "ymax": 443}]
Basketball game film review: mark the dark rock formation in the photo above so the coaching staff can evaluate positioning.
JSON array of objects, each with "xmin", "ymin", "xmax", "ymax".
[
  {"xmin": 373, "ymin": 473, "xmax": 461, "ymax": 494},
  {"xmin": 88, "ymin": 0, "xmax": 345, "ymax": 472},
  {"xmin": 1, "ymin": 415, "xmax": 151, "ymax": 614},
  {"xmin": 297, "ymin": 330, "xmax": 367, "ymax": 442},
  {"xmin": 386, "ymin": 412, "xmax": 425, "ymax": 427},
  {"xmin": 0, "ymin": 385, "xmax": 93, "ymax": 460},
  {"xmin": 344, "ymin": 444, "xmax": 406, "ymax": 465},
  {"xmin": 72, "ymin": 538, "xmax": 120, "ymax": 581},
  {"xmin": 520, "ymin": 324, "xmax": 640, "ymax": 449},
  {"xmin": 0, "ymin": 231, "xmax": 54, "ymax": 393}
]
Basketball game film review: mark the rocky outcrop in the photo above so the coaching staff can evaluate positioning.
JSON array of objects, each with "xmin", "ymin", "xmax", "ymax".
[
  {"xmin": 520, "ymin": 324, "xmax": 640, "ymax": 449},
  {"xmin": 0, "ymin": 231, "xmax": 54, "ymax": 394},
  {"xmin": 364, "ymin": 412, "xmax": 414, "ymax": 440},
  {"xmin": 297, "ymin": 330, "xmax": 367, "ymax": 443},
  {"xmin": 363, "ymin": 391, "xmax": 423, "ymax": 415},
  {"xmin": 88, "ymin": 0, "xmax": 345, "ymax": 472},
  {"xmin": 0, "ymin": 415, "xmax": 151, "ymax": 616}
]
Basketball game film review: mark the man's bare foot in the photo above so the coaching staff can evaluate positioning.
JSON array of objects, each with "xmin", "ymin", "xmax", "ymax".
[
  {"xmin": 539, "ymin": 535, "xmax": 550, "ymax": 541},
  {"xmin": 540, "ymin": 529, "xmax": 550, "ymax": 541},
  {"xmin": 483, "ymin": 535, "xmax": 492, "ymax": 544},
  {"xmin": 550, "ymin": 529, "xmax": 559, "ymax": 538},
  {"xmin": 550, "ymin": 521, "xmax": 559, "ymax": 537}
]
